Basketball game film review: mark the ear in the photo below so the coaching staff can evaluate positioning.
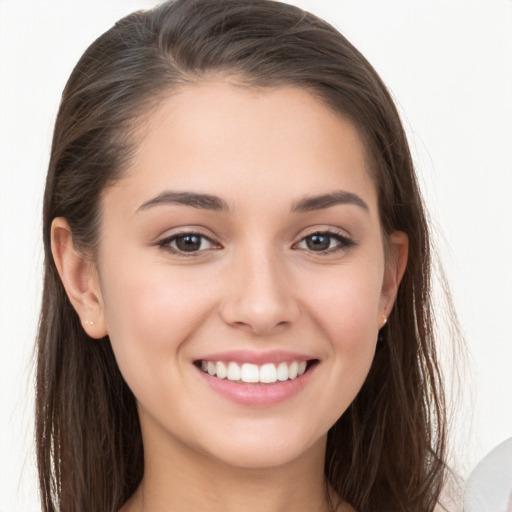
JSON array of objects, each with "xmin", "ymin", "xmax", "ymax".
[
  {"xmin": 379, "ymin": 231, "xmax": 408, "ymax": 327},
  {"xmin": 51, "ymin": 217, "xmax": 108, "ymax": 339}
]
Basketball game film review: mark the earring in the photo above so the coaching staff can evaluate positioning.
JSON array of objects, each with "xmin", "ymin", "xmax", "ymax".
[
  {"xmin": 382, "ymin": 315, "xmax": 387, "ymax": 327},
  {"xmin": 82, "ymin": 319, "xmax": 95, "ymax": 326}
]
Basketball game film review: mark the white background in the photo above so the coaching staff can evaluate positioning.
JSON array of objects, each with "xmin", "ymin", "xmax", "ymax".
[{"xmin": 1, "ymin": 0, "xmax": 511, "ymax": 510}]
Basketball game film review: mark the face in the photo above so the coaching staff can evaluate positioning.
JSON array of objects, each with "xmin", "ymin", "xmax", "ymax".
[{"xmin": 89, "ymin": 81, "xmax": 405, "ymax": 469}]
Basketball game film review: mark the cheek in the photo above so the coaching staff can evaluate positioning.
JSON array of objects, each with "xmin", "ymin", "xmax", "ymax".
[
  {"xmin": 98, "ymin": 261, "xmax": 215, "ymax": 375},
  {"xmin": 306, "ymin": 262, "xmax": 382, "ymax": 340},
  {"xmin": 302, "ymin": 263, "xmax": 382, "ymax": 399}
]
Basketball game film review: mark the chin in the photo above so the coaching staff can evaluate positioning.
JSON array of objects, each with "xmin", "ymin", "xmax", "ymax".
[{"xmin": 196, "ymin": 427, "xmax": 327, "ymax": 470}]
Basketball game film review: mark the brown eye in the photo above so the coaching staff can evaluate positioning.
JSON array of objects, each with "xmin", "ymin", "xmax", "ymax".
[
  {"xmin": 305, "ymin": 234, "xmax": 331, "ymax": 251},
  {"xmin": 175, "ymin": 234, "xmax": 203, "ymax": 252},
  {"xmin": 295, "ymin": 231, "xmax": 355, "ymax": 253},
  {"xmin": 160, "ymin": 233, "xmax": 217, "ymax": 254}
]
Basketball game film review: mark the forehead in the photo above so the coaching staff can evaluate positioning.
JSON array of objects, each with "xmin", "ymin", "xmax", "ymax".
[{"xmin": 113, "ymin": 81, "xmax": 378, "ymax": 215}]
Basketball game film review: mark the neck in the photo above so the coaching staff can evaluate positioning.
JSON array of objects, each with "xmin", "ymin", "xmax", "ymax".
[{"xmin": 122, "ymin": 431, "xmax": 338, "ymax": 512}]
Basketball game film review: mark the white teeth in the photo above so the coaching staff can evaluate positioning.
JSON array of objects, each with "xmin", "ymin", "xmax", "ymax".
[
  {"xmin": 260, "ymin": 363, "xmax": 277, "ymax": 383},
  {"xmin": 288, "ymin": 361, "xmax": 298, "ymax": 379},
  {"xmin": 199, "ymin": 360, "xmax": 311, "ymax": 383},
  {"xmin": 227, "ymin": 361, "xmax": 241, "ymax": 381},
  {"xmin": 216, "ymin": 361, "xmax": 228, "ymax": 379},
  {"xmin": 276, "ymin": 362, "xmax": 289, "ymax": 381},
  {"xmin": 240, "ymin": 363, "xmax": 259, "ymax": 383}
]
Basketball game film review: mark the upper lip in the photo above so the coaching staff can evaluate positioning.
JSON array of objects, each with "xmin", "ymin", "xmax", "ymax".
[{"xmin": 194, "ymin": 350, "xmax": 317, "ymax": 365}]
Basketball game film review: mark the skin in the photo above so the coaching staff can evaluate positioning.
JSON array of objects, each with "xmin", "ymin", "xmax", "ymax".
[{"xmin": 52, "ymin": 81, "xmax": 408, "ymax": 512}]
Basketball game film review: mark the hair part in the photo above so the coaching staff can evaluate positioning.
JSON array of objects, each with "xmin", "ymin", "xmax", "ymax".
[{"xmin": 37, "ymin": 1, "xmax": 449, "ymax": 511}]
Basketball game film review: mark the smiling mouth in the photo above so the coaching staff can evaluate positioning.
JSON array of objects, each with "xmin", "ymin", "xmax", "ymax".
[{"xmin": 194, "ymin": 359, "xmax": 319, "ymax": 384}]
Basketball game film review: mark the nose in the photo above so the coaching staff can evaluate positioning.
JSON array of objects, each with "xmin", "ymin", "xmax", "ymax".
[{"xmin": 219, "ymin": 246, "xmax": 300, "ymax": 336}]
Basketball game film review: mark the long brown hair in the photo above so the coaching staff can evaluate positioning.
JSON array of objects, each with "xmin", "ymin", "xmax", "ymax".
[{"xmin": 37, "ymin": 1, "xmax": 450, "ymax": 510}]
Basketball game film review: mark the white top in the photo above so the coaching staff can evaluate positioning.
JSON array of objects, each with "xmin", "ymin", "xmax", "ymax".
[{"xmin": 464, "ymin": 437, "xmax": 512, "ymax": 512}]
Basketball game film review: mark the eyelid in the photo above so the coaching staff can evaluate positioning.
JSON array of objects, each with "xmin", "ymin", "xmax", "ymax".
[
  {"xmin": 293, "ymin": 227, "xmax": 356, "ymax": 253},
  {"xmin": 298, "ymin": 225, "xmax": 351, "ymax": 238},
  {"xmin": 155, "ymin": 226, "xmax": 355, "ymax": 256},
  {"xmin": 157, "ymin": 230, "xmax": 222, "ymax": 255}
]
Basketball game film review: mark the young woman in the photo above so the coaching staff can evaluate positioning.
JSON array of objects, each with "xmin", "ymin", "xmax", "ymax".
[{"xmin": 36, "ymin": 0, "xmax": 454, "ymax": 510}]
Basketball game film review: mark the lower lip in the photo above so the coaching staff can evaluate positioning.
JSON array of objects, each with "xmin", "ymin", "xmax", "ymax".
[{"xmin": 195, "ymin": 364, "xmax": 316, "ymax": 406}]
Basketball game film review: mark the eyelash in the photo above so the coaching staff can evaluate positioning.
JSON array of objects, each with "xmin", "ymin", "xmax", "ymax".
[
  {"xmin": 157, "ymin": 230, "xmax": 355, "ymax": 256},
  {"xmin": 293, "ymin": 231, "xmax": 355, "ymax": 254},
  {"xmin": 158, "ymin": 232, "xmax": 219, "ymax": 256}
]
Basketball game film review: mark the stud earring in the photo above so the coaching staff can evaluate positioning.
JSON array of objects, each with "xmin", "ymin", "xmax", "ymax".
[
  {"xmin": 382, "ymin": 315, "xmax": 387, "ymax": 327},
  {"xmin": 82, "ymin": 319, "xmax": 95, "ymax": 326}
]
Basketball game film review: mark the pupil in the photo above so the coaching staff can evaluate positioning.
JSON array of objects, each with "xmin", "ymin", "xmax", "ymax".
[
  {"xmin": 176, "ymin": 235, "xmax": 201, "ymax": 252},
  {"xmin": 307, "ymin": 234, "xmax": 330, "ymax": 251}
]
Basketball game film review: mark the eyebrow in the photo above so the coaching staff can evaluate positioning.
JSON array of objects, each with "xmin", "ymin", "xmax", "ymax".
[
  {"xmin": 137, "ymin": 191, "xmax": 229, "ymax": 212},
  {"xmin": 291, "ymin": 191, "xmax": 369, "ymax": 213},
  {"xmin": 136, "ymin": 189, "xmax": 369, "ymax": 214}
]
